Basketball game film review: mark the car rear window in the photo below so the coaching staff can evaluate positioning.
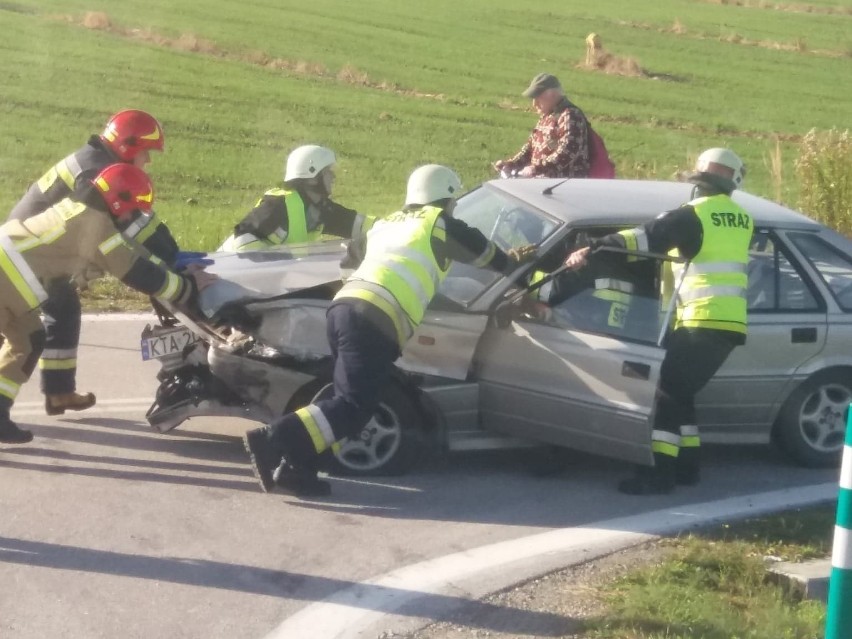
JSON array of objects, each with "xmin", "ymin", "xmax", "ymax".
[
  {"xmin": 748, "ymin": 232, "xmax": 820, "ymax": 312},
  {"xmin": 790, "ymin": 233, "xmax": 852, "ymax": 311}
]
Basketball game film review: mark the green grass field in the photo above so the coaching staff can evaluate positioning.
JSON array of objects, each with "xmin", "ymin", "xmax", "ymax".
[
  {"xmin": 1, "ymin": 0, "xmax": 850, "ymax": 251},
  {"xmin": 587, "ymin": 505, "xmax": 834, "ymax": 638}
]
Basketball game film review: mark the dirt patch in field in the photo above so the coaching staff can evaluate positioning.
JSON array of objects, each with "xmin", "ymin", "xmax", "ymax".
[
  {"xmin": 80, "ymin": 10, "xmax": 109, "ymax": 29},
  {"xmin": 698, "ymin": 0, "xmax": 852, "ymax": 16},
  {"xmin": 400, "ymin": 541, "xmax": 671, "ymax": 639},
  {"xmin": 59, "ymin": 11, "xmax": 464, "ymax": 104},
  {"xmin": 580, "ymin": 49, "xmax": 646, "ymax": 78},
  {"xmin": 618, "ymin": 17, "xmax": 847, "ymax": 58}
]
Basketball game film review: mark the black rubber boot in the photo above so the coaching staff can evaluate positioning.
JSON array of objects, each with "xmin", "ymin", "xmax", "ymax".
[
  {"xmin": 243, "ymin": 427, "xmax": 281, "ymax": 493},
  {"xmin": 274, "ymin": 460, "xmax": 332, "ymax": 498},
  {"xmin": 618, "ymin": 454, "xmax": 676, "ymax": 495},
  {"xmin": 0, "ymin": 407, "xmax": 33, "ymax": 444},
  {"xmin": 676, "ymin": 447, "xmax": 700, "ymax": 486}
]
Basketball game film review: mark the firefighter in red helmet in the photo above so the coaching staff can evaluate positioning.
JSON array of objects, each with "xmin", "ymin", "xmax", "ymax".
[
  {"xmin": 7, "ymin": 109, "xmax": 184, "ymax": 416},
  {"xmin": 0, "ymin": 164, "xmax": 212, "ymax": 444},
  {"xmin": 100, "ymin": 109, "xmax": 166, "ymax": 164}
]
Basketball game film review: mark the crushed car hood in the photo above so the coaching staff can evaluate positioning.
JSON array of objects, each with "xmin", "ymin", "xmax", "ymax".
[{"xmin": 198, "ymin": 240, "xmax": 346, "ymax": 317}]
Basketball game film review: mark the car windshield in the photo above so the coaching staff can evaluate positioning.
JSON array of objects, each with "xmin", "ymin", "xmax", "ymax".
[{"xmin": 438, "ymin": 185, "xmax": 559, "ymax": 305}]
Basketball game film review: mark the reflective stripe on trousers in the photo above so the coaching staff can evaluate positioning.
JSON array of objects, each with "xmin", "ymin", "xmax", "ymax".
[
  {"xmin": 0, "ymin": 235, "xmax": 48, "ymax": 310},
  {"xmin": 651, "ymin": 429, "xmax": 680, "ymax": 458}
]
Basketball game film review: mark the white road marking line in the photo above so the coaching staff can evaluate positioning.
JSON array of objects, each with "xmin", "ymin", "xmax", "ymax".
[
  {"xmin": 15, "ymin": 397, "xmax": 153, "ymax": 408},
  {"xmin": 265, "ymin": 483, "xmax": 837, "ymax": 639},
  {"xmin": 332, "ymin": 477, "xmax": 423, "ymax": 492},
  {"xmin": 82, "ymin": 313, "xmax": 157, "ymax": 321},
  {"xmin": 13, "ymin": 406, "xmax": 151, "ymax": 417},
  {"xmin": 12, "ymin": 402, "xmax": 151, "ymax": 419},
  {"xmin": 13, "ymin": 398, "xmax": 153, "ymax": 417}
]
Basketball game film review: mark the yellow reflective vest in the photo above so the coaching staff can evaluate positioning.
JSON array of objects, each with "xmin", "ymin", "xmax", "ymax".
[
  {"xmin": 531, "ymin": 269, "xmax": 633, "ymax": 330},
  {"xmin": 263, "ymin": 188, "xmax": 318, "ymax": 244},
  {"xmin": 591, "ymin": 278, "xmax": 633, "ymax": 329},
  {"xmin": 334, "ymin": 206, "xmax": 450, "ymax": 346},
  {"xmin": 670, "ymin": 195, "xmax": 752, "ymax": 334},
  {"xmin": 220, "ymin": 188, "xmax": 320, "ymax": 251}
]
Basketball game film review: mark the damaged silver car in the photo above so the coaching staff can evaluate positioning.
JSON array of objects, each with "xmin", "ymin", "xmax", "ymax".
[{"xmin": 141, "ymin": 178, "xmax": 852, "ymax": 475}]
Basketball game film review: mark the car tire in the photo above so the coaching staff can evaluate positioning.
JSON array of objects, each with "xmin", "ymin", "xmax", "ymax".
[
  {"xmin": 774, "ymin": 369, "xmax": 852, "ymax": 468},
  {"xmin": 323, "ymin": 383, "xmax": 425, "ymax": 477}
]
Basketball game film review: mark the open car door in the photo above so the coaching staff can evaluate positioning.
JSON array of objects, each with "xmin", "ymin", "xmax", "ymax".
[
  {"xmin": 475, "ymin": 300, "xmax": 664, "ymax": 465},
  {"xmin": 473, "ymin": 244, "xmax": 675, "ymax": 466}
]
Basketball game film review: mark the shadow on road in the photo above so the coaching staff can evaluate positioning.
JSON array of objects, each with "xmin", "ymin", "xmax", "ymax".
[
  {"xmin": 18, "ymin": 421, "xmax": 246, "ymax": 463},
  {"xmin": 0, "ymin": 535, "xmax": 576, "ymax": 637},
  {"xmin": 0, "ymin": 419, "xmax": 832, "ymax": 529},
  {"xmin": 0, "ymin": 456, "xmax": 258, "ymax": 492},
  {"xmin": 72, "ymin": 416, "xmax": 242, "ymax": 444},
  {"xmin": 2, "ymin": 447, "xmax": 249, "ymax": 475}
]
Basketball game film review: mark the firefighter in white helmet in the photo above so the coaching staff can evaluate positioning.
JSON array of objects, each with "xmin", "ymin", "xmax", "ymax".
[
  {"xmin": 563, "ymin": 147, "xmax": 752, "ymax": 495},
  {"xmin": 243, "ymin": 164, "xmax": 536, "ymax": 496},
  {"xmin": 218, "ymin": 145, "xmax": 372, "ymax": 252}
]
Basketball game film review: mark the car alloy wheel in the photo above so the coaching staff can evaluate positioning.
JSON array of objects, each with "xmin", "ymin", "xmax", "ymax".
[
  {"xmin": 327, "ymin": 382, "xmax": 425, "ymax": 476},
  {"xmin": 333, "ymin": 402, "xmax": 403, "ymax": 474},
  {"xmin": 776, "ymin": 371, "xmax": 852, "ymax": 468},
  {"xmin": 797, "ymin": 381, "xmax": 850, "ymax": 454}
]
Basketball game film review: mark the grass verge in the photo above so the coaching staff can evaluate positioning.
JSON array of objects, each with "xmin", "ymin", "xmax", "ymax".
[
  {"xmin": 81, "ymin": 278, "xmax": 152, "ymax": 313},
  {"xmin": 585, "ymin": 504, "xmax": 834, "ymax": 638}
]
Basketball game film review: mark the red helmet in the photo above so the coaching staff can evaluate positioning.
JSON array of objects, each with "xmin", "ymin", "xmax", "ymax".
[
  {"xmin": 91, "ymin": 164, "xmax": 155, "ymax": 217},
  {"xmin": 99, "ymin": 109, "xmax": 165, "ymax": 161}
]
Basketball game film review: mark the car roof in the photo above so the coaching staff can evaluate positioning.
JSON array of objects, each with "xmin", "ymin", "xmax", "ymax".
[{"xmin": 485, "ymin": 178, "xmax": 821, "ymax": 230}]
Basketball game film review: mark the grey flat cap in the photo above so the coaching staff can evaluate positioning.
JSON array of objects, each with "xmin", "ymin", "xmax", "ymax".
[{"xmin": 522, "ymin": 73, "xmax": 561, "ymax": 98}]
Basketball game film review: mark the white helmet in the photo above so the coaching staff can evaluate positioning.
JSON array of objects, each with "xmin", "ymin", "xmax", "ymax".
[
  {"xmin": 405, "ymin": 164, "xmax": 463, "ymax": 206},
  {"xmin": 284, "ymin": 145, "xmax": 336, "ymax": 182},
  {"xmin": 695, "ymin": 147, "xmax": 746, "ymax": 189}
]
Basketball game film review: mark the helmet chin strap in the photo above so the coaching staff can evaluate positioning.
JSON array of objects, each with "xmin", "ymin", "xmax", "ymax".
[
  {"xmin": 289, "ymin": 177, "xmax": 329, "ymax": 203},
  {"xmin": 687, "ymin": 172, "xmax": 735, "ymax": 197},
  {"xmin": 304, "ymin": 181, "xmax": 329, "ymax": 201}
]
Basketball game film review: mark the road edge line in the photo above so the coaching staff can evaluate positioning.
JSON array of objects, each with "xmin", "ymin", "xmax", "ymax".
[{"xmin": 265, "ymin": 482, "xmax": 836, "ymax": 639}]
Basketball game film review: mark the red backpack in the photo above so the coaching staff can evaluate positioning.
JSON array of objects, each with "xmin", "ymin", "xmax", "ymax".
[{"xmin": 587, "ymin": 125, "xmax": 616, "ymax": 179}]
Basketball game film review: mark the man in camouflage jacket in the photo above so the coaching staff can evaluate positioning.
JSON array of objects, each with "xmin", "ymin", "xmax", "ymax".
[{"xmin": 494, "ymin": 73, "xmax": 590, "ymax": 179}]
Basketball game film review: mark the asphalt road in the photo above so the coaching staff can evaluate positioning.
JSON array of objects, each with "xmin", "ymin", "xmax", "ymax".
[{"xmin": 0, "ymin": 314, "xmax": 839, "ymax": 639}]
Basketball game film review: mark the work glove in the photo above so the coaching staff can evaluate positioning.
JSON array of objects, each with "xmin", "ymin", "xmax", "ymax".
[
  {"xmin": 174, "ymin": 251, "xmax": 214, "ymax": 271},
  {"xmin": 507, "ymin": 244, "xmax": 537, "ymax": 265}
]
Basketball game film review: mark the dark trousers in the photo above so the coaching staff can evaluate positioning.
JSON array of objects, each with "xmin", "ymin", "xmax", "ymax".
[
  {"xmin": 267, "ymin": 300, "xmax": 401, "ymax": 466},
  {"xmin": 39, "ymin": 279, "xmax": 81, "ymax": 395},
  {"xmin": 655, "ymin": 327, "xmax": 737, "ymax": 436}
]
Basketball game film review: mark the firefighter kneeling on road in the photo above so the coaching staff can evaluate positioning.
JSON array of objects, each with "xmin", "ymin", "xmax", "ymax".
[
  {"xmin": 218, "ymin": 145, "xmax": 372, "ymax": 252},
  {"xmin": 243, "ymin": 164, "xmax": 535, "ymax": 496},
  {"xmin": 563, "ymin": 147, "xmax": 752, "ymax": 495},
  {"xmin": 0, "ymin": 164, "xmax": 214, "ymax": 444}
]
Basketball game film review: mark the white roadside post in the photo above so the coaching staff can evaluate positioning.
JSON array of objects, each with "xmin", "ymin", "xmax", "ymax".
[{"xmin": 825, "ymin": 408, "xmax": 852, "ymax": 639}]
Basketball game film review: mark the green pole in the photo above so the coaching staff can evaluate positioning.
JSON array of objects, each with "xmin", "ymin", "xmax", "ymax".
[{"xmin": 825, "ymin": 408, "xmax": 852, "ymax": 639}]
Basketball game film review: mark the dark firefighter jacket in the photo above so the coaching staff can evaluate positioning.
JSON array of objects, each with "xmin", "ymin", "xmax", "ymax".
[
  {"xmin": 0, "ymin": 186, "xmax": 195, "ymax": 318},
  {"xmin": 8, "ymin": 136, "xmax": 179, "ymax": 266}
]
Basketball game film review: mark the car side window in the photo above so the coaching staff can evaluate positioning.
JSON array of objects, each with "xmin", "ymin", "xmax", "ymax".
[
  {"xmin": 519, "ymin": 227, "xmax": 662, "ymax": 344},
  {"xmin": 789, "ymin": 232, "xmax": 852, "ymax": 311},
  {"xmin": 748, "ymin": 231, "xmax": 819, "ymax": 312},
  {"xmin": 438, "ymin": 186, "xmax": 561, "ymax": 306}
]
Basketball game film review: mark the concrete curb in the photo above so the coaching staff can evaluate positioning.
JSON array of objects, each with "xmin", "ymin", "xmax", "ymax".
[{"xmin": 265, "ymin": 482, "xmax": 837, "ymax": 639}]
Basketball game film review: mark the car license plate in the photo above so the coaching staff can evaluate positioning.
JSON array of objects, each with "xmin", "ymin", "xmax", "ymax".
[{"xmin": 140, "ymin": 326, "xmax": 198, "ymax": 361}]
